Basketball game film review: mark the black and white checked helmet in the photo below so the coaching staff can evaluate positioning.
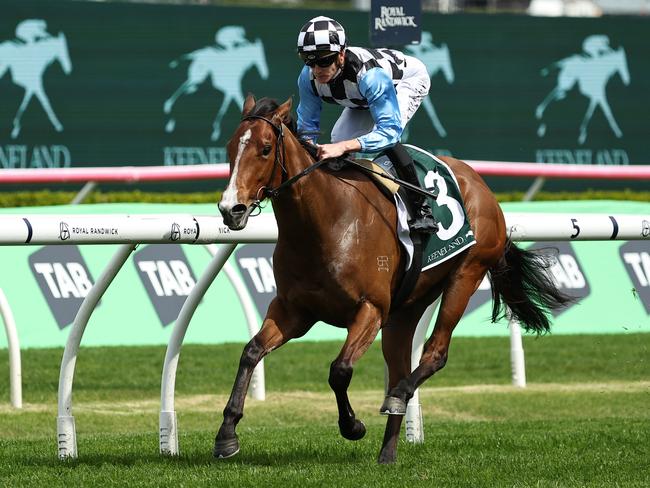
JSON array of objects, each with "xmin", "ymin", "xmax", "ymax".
[{"xmin": 297, "ymin": 16, "xmax": 346, "ymax": 56}]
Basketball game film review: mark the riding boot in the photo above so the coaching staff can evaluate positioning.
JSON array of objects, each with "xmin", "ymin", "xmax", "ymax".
[{"xmin": 385, "ymin": 144, "xmax": 438, "ymax": 234}]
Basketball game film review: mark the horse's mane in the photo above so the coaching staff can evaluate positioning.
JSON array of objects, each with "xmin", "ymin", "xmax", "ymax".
[
  {"xmin": 249, "ymin": 97, "xmax": 318, "ymax": 160},
  {"xmin": 249, "ymin": 97, "xmax": 297, "ymax": 135}
]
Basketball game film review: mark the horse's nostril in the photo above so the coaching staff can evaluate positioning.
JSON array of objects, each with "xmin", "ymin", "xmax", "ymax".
[{"xmin": 231, "ymin": 204, "xmax": 247, "ymax": 216}]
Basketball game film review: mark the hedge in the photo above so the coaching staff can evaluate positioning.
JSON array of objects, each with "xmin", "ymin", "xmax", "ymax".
[{"xmin": 0, "ymin": 189, "xmax": 648, "ymax": 208}]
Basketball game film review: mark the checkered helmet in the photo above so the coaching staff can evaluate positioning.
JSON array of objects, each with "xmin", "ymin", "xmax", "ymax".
[{"xmin": 297, "ymin": 16, "xmax": 346, "ymax": 57}]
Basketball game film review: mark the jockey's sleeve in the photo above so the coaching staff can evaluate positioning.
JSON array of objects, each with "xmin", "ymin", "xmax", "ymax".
[
  {"xmin": 356, "ymin": 67, "xmax": 403, "ymax": 152},
  {"xmin": 296, "ymin": 66, "xmax": 322, "ymax": 143}
]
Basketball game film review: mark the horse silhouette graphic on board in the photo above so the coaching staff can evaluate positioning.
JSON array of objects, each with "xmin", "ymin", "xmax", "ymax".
[
  {"xmin": 535, "ymin": 35, "xmax": 630, "ymax": 144},
  {"xmin": 163, "ymin": 26, "xmax": 269, "ymax": 141},
  {"xmin": 405, "ymin": 31, "xmax": 454, "ymax": 138},
  {"xmin": 0, "ymin": 19, "xmax": 72, "ymax": 139}
]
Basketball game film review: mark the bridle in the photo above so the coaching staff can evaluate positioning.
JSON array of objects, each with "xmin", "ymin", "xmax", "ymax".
[{"xmin": 240, "ymin": 114, "xmax": 329, "ymax": 212}]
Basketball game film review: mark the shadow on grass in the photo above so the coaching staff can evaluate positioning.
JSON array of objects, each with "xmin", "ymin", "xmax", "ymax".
[{"xmin": 13, "ymin": 440, "xmax": 376, "ymax": 470}]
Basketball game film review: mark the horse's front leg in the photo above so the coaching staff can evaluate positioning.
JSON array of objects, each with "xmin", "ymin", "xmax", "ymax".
[
  {"xmin": 213, "ymin": 298, "xmax": 312, "ymax": 459},
  {"xmin": 597, "ymin": 97, "xmax": 623, "ymax": 139},
  {"xmin": 329, "ymin": 300, "xmax": 383, "ymax": 441},
  {"xmin": 34, "ymin": 87, "xmax": 63, "ymax": 132}
]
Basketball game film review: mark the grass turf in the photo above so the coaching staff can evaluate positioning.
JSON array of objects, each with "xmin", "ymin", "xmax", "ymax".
[{"xmin": 0, "ymin": 334, "xmax": 648, "ymax": 486}]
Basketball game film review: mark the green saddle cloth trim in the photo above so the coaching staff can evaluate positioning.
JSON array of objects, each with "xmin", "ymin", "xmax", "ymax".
[{"xmin": 404, "ymin": 145, "xmax": 476, "ymax": 270}]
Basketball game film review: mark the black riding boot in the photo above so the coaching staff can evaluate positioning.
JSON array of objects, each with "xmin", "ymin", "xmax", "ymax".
[{"xmin": 385, "ymin": 144, "xmax": 438, "ymax": 234}]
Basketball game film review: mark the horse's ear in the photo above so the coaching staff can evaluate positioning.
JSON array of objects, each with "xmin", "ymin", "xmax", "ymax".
[
  {"xmin": 273, "ymin": 97, "xmax": 293, "ymax": 125},
  {"xmin": 242, "ymin": 94, "xmax": 256, "ymax": 116}
]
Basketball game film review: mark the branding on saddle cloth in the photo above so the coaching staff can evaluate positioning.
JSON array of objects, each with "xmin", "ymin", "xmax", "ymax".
[{"xmin": 374, "ymin": 145, "xmax": 476, "ymax": 271}]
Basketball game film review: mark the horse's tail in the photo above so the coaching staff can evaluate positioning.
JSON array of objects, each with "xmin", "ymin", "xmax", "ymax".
[
  {"xmin": 169, "ymin": 53, "xmax": 192, "ymax": 69},
  {"xmin": 488, "ymin": 239, "xmax": 574, "ymax": 334},
  {"xmin": 540, "ymin": 63, "xmax": 555, "ymax": 77},
  {"xmin": 540, "ymin": 59, "xmax": 565, "ymax": 76}
]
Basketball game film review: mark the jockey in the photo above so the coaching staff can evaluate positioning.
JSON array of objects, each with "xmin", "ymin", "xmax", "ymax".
[{"xmin": 296, "ymin": 16, "xmax": 437, "ymax": 234}]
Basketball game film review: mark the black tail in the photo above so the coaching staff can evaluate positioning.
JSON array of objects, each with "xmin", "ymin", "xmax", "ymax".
[{"xmin": 488, "ymin": 239, "xmax": 574, "ymax": 334}]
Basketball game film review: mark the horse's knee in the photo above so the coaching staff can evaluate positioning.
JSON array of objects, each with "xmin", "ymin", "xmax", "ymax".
[{"xmin": 328, "ymin": 361, "xmax": 353, "ymax": 391}]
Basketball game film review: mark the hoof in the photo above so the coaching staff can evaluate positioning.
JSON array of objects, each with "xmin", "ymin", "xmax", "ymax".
[
  {"xmin": 377, "ymin": 449, "xmax": 397, "ymax": 464},
  {"xmin": 213, "ymin": 436, "xmax": 240, "ymax": 459},
  {"xmin": 379, "ymin": 396, "xmax": 407, "ymax": 416},
  {"xmin": 339, "ymin": 419, "xmax": 366, "ymax": 441}
]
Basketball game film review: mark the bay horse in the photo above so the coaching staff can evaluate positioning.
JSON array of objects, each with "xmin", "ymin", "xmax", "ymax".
[{"xmin": 216, "ymin": 95, "xmax": 569, "ymax": 464}]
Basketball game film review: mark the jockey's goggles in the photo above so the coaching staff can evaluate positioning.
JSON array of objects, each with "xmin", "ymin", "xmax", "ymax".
[{"xmin": 301, "ymin": 52, "xmax": 338, "ymax": 68}]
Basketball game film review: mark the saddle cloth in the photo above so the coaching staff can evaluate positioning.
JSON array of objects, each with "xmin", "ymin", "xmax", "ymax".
[{"xmin": 368, "ymin": 145, "xmax": 476, "ymax": 271}]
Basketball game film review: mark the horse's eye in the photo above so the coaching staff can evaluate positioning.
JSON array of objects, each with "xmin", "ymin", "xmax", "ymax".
[{"xmin": 262, "ymin": 144, "xmax": 272, "ymax": 156}]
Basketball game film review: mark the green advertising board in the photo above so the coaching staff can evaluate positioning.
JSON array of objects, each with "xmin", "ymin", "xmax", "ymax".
[
  {"xmin": 0, "ymin": 201, "xmax": 648, "ymax": 350},
  {"xmin": 1, "ymin": 1, "xmax": 648, "ymax": 191}
]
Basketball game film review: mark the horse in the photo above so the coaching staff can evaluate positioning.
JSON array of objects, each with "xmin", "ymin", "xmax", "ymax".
[
  {"xmin": 163, "ymin": 38, "xmax": 269, "ymax": 141},
  {"xmin": 535, "ymin": 47, "xmax": 630, "ymax": 144},
  {"xmin": 216, "ymin": 95, "xmax": 570, "ymax": 464},
  {"xmin": 0, "ymin": 33, "xmax": 72, "ymax": 139}
]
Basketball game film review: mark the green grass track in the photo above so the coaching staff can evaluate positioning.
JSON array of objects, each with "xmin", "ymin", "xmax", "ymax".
[{"xmin": 0, "ymin": 334, "xmax": 648, "ymax": 487}]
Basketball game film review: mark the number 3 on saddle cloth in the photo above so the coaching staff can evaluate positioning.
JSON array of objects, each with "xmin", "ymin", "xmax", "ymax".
[{"xmin": 366, "ymin": 144, "xmax": 476, "ymax": 307}]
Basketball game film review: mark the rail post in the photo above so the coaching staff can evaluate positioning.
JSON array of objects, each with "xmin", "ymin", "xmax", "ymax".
[
  {"xmin": 0, "ymin": 288, "xmax": 22, "ymax": 409},
  {"xmin": 57, "ymin": 243, "xmax": 136, "ymax": 459}
]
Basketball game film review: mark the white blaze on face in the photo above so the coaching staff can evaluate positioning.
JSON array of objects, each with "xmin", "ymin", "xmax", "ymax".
[{"xmin": 221, "ymin": 129, "xmax": 252, "ymax": 210}]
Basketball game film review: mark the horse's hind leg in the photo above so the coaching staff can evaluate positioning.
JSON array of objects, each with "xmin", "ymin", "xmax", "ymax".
[
  {"xmin": 213, "ymin": 297, "xmax": 313, "ymax": 459},
  {"xmin": 11, "ymin": 91, "xmax": 32, "ymax": 139},
  {"xmin": 376, "ymin": 302, "xmax": 426, "ymax": 464},
  {"xmin": 383, "ymin": 262, "xmax": 488, "ymax": 417},
  {"xmin": 329, "ymin": 301, "xmax": 383, "ymax": 441},
  {"xmin": 535, "ymin": 87, "xmax": 565, "ymax": 120},
  {"xmin": 164, "ymin": 80, "xmax": 195, "ymax": 114}
]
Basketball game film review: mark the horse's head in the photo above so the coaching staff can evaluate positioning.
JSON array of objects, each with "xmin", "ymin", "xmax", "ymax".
[
  {"xmin": 614, "ymin": 47, "xmax": 630, "ymax": 86},
  {"xmin": 438, "ymin": 44, "xmax": 455, "ymax": 84},
  {"xmin": 54, "ymin": 33, "xmax": 72, "ymax": 74},
  {"xmin": 407, "ymin": 34, "xmax": 454, "ymax": 85},
  {"xmin": 218, "ymin": 94, "xmax": 293, "ymax": 230},
  {"xmin": 252, "ymin": 39, "xmax": 269, "ymax": 80}
]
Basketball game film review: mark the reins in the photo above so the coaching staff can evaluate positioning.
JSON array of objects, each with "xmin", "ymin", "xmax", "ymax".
[
  {"xmin": 239, "ymin": 114, "xmax": 437, "ymax": 215},
  {"xmin": 241, "ymin": 114, "xmax": 329, "ymax": 203}
]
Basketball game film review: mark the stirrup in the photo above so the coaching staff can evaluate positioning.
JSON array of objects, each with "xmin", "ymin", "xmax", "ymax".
[{"xmin": 409, "ymin": 204, "xmax": 438, "ymax": 234}]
